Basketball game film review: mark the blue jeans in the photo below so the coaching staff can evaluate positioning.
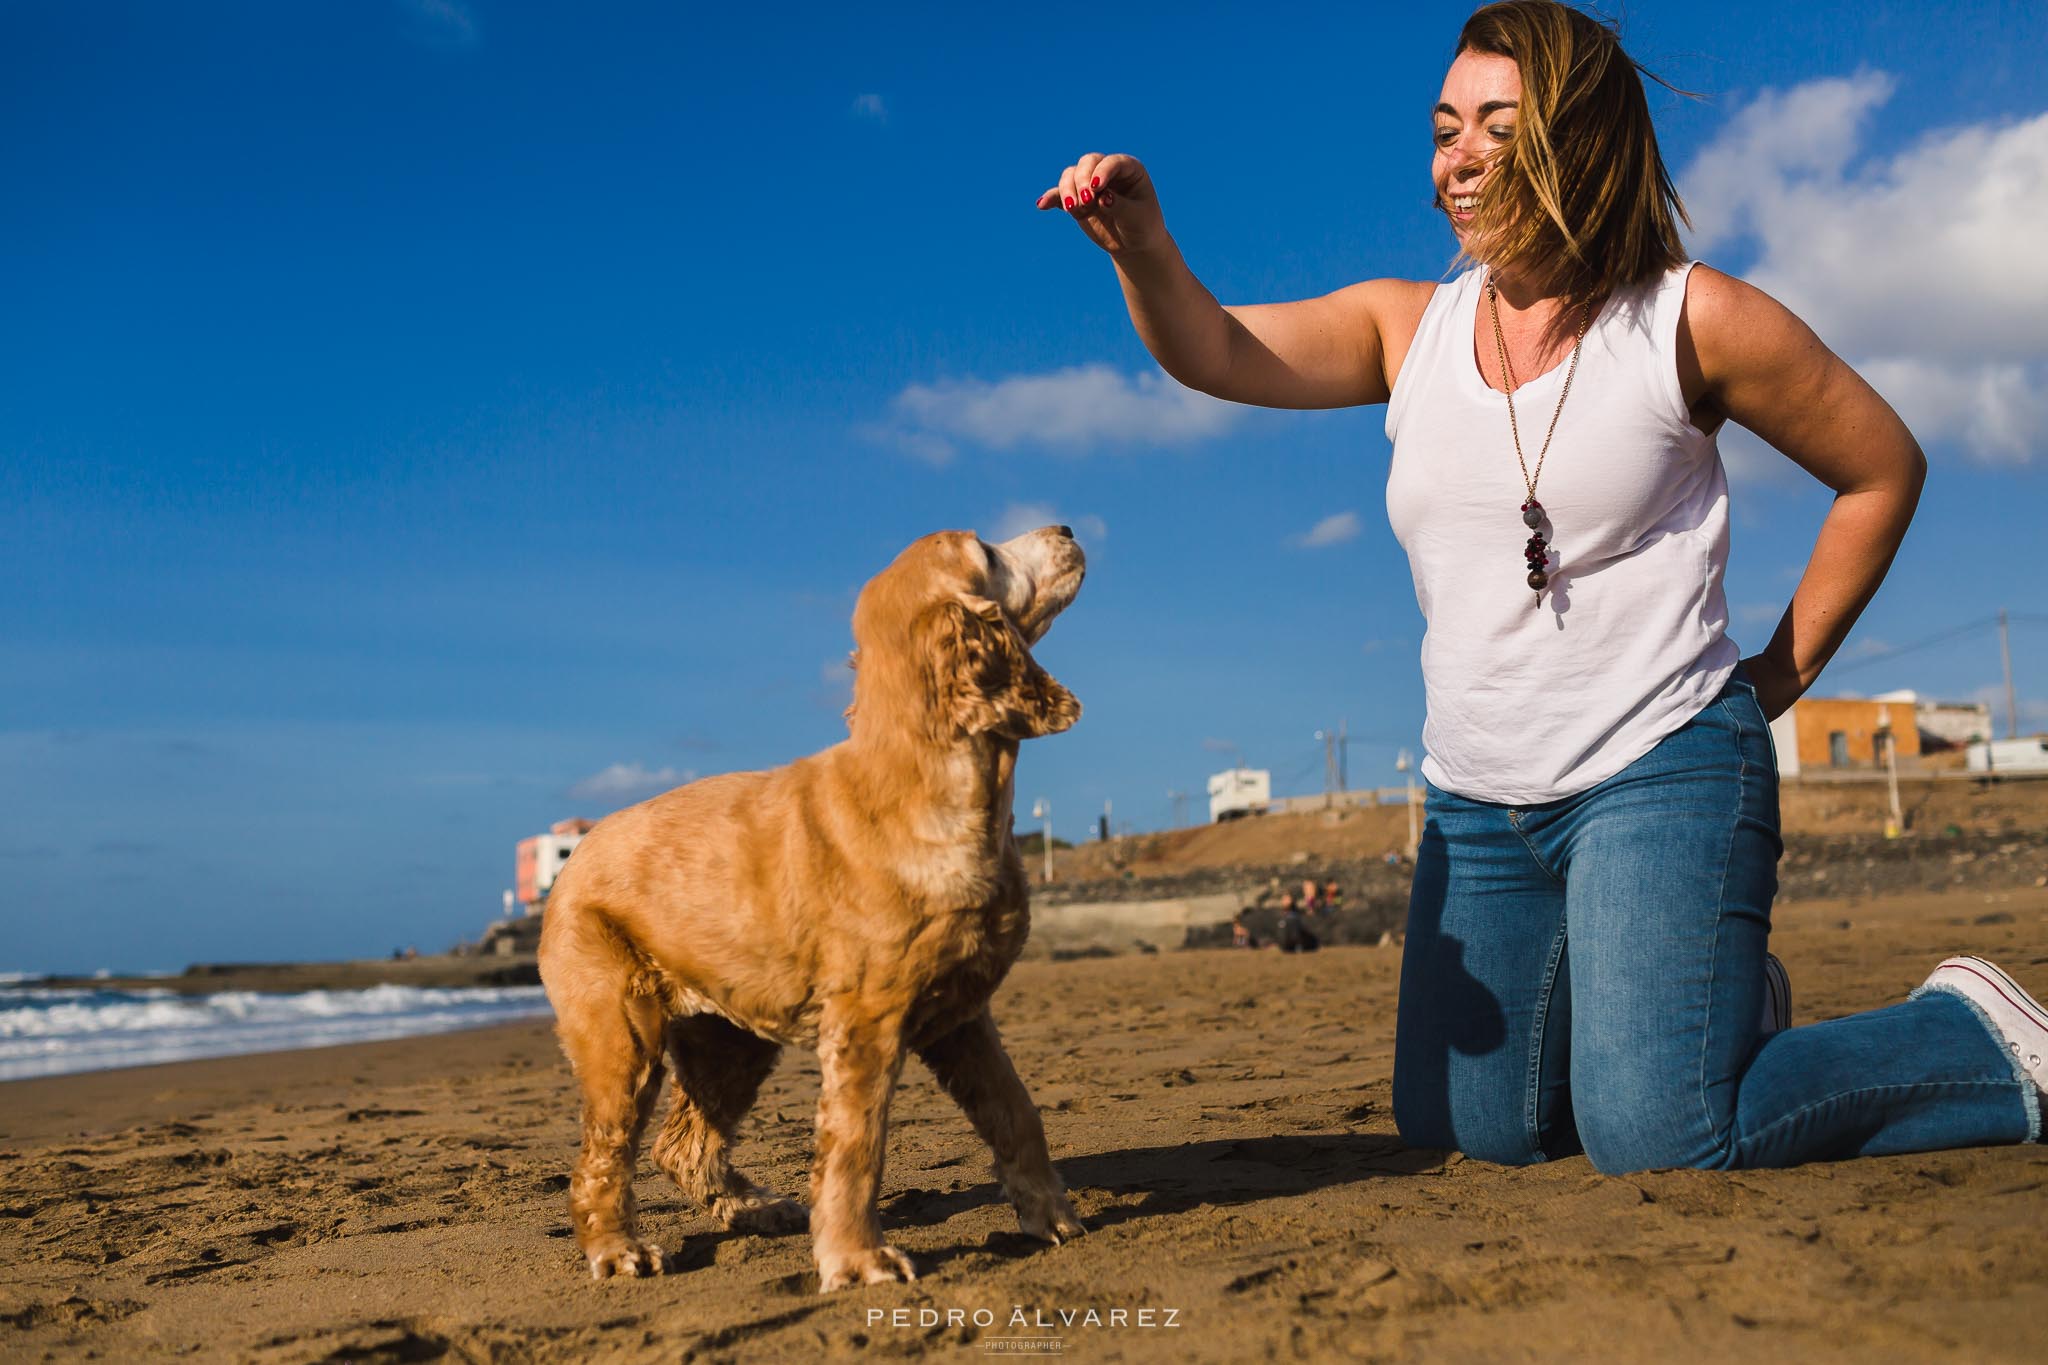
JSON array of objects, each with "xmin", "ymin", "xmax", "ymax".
[{"xmin": 1392, "ymin": 670, "xmax": 2039, "ymax": 1171}]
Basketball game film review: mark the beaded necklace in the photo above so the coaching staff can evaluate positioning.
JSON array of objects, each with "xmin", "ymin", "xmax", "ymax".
[{"xmin": 1485, "ymin": 276, "xmax": 1587, "ymax": 604}]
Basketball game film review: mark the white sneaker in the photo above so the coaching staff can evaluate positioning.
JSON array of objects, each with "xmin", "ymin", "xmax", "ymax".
[
  {"xmin": 1920, "ymin": 956, "xmax": 2048, "ymax": 1093},
  {"xmin": 1760, "ymin": 952, "xmax": 1791, "ymax": 1035}
]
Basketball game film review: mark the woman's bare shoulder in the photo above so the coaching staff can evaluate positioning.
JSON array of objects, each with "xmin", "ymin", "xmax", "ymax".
[
  {"xmin": 1352, "ymin": 278, "xmax": 1441, "ymax": 393},
  {"xmin": 1681, "ymin": 265, "xmax": 1808, "ymax": 364},
  {"xmin": 1342, "ymin": 277, "xmax": 1439, "ymax": 331}
]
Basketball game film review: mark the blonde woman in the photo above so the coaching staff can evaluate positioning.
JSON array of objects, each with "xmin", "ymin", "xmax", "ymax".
[{"xmin": 1041, "ymin": 0, "xmax": 2044, "ymax": 1170}]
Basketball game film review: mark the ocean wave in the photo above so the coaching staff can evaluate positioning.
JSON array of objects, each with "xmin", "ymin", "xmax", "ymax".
[{"xmin": 0, "ymin": 984, "xmax": 554, "ymax": 1083}]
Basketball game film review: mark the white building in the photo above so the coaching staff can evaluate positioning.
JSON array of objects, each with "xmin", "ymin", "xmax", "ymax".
[{"xmin": 1207, "ymin": 768, "xmax": 1271, "ymax": 822}]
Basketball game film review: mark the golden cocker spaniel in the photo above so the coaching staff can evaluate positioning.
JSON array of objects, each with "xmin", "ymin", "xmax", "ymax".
[{"xmin": 538, "ymin": 526, "xmax": 1087, "ymax": 1289}]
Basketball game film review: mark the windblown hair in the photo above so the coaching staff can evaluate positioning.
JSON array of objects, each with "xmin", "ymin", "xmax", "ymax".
[{"xmin": 1453, "ymin": 1, "xmax": 1690, "ymax": 306}]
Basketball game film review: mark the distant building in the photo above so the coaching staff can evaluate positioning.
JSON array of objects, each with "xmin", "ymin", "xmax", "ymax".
[
  {"xmin": 1769, "ymin": 694, "xmax": 1922, "ymax": 779},
  {"xmin": 1914, "ymin": 697, "xmax": 1994, "ymax": 752},
  {"xmin": 1207, "ymin": 768, "xmax": 1271, "ymax": 822},
  {"xmin": 1968, "ymin": 738, "xmax": 2048, "ymax": 775},
  {"xmin": 515, "ymin": 817, "xmax": 595, "ymax": 915}
]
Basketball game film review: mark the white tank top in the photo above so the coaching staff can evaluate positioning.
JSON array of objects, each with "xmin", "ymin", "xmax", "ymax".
[{"xmin": 1384, "ymin": 262, "xmax": 1737, "ymax": 805}]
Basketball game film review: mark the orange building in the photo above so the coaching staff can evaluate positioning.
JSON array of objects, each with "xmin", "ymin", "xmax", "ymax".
[
  {"xmin": 1767, "ymin": 694, "xmax": 1921, "ymax": 778},
  {"xmin": 515, "ymin": 817, "xmax": 597, "ymax": 914}
]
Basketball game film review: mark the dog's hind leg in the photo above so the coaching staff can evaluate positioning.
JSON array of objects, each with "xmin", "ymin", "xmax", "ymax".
[
  {"xmin": 651, "ymin": 1014, "xmax": 806, "ymax": 1234},
  {"xmin": 917, "ymin": 1006, "xmax": 1085, "ymax": 1246},
  {"xmin": 543, "ymin": 917, "xmax": 670, "ymax": 1279}
]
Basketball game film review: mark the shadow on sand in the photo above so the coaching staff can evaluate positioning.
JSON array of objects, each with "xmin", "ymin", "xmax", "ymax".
[{"xmin": 885, "ymin": 1131, "xmax": 1448, "ymax": 1273}]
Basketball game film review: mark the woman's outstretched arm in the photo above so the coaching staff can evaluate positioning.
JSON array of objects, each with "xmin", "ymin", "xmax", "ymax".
[{"xmin": 1038, "ymin": 152, "xmax": 1430, "ymax": 409}]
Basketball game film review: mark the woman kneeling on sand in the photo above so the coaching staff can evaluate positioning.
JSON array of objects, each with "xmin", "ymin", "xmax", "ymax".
[{"xmin": 1041, "ymin": 0, "xmax": 2044, "ymax": 1170}]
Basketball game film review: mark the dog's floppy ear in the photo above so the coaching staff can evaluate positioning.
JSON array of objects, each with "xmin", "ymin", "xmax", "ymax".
[{"xmin": 927, "ymin": 596, "xmax": 1080, "ymax": 739}]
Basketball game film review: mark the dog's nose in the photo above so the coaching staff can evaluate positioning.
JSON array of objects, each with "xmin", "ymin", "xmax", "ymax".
[{"xmin": 1054, "ymin": 525, "xmax": 1073, "ymax": 539}]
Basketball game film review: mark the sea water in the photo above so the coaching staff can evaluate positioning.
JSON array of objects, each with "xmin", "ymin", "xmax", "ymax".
[{"xmin": 0, "ymin": 981, "xmax": 554, "ymax": 1082}]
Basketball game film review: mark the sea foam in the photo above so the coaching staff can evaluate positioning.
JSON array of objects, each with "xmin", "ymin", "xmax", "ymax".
[{"xmin": 0, "ymin": 983, "xmax": 554, "ymax": 1082}]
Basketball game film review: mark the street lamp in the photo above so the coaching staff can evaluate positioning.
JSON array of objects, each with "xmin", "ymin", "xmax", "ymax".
[{"xmin": 1030, "ymin": 799, "xmax": 1053, "ymax": 883}]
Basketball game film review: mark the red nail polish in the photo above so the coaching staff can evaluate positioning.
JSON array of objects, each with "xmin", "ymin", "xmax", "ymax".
[
  {"xmin": 1079, "ymin": 188, "xmax": 1092, "ymax": 204},
  {"xmin": 1064, "ymin": 196, "xmax": 1075, "ymax": 209},
  {"xmin": 1090, "ymin": 176, "xmax": 1100, "ymax": 188}
]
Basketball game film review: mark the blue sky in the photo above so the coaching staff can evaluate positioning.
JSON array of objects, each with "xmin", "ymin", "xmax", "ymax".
[{"xmin": 5, "ymin": 0, "xmax": 2043, "ymax": 973}]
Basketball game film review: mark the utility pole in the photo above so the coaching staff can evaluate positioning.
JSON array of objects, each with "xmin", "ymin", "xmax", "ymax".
[
  {"xmin": 2000, "ymin": 608, "xmax": 2018, "ymax": 740},
  {"xmin": 1031, "ymin": 799, "xmax": 1053, "ymax": 884},
  {"xmin": 1878, "ymin": 704, "xmax": 1902, "ymax": 839},
  {"xmin": 1396, "ymin": 749, "xmax": 1420, "ymax": 861},
  {"xmin": 1316, "ymin": 723, "xmax": 1358, "ymax": 807},
  {"xmin": 1167, "ymin": 789, "xmax": 1189, "ymax": 828}
]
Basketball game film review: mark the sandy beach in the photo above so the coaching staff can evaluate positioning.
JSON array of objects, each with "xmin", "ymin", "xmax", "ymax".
[{"xmin": 2, "ymin": 881, "xmax": 2043, "ymax": 1363}]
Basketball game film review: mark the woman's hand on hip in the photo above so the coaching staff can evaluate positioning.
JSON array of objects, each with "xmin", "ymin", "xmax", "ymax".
[
  {"xmin": 1739, "ymin": 652, "xmax": 1804, "ymax": 722},
  {"xmin": 1036, "ymin": 153, "xmax": 1166, "ymax": 257}
]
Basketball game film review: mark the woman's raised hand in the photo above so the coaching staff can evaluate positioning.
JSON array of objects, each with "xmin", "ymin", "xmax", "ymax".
[{"xmin": 1035, "ymin": 153, "xmax": 1165, "ymax": 256}]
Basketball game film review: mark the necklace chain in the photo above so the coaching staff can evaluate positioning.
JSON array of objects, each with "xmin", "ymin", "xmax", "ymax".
[
  {"xmin": 1486, "ymin": 276, "xmax": 1587, "ymax": 502},
  {"xmin": 1486, "ymin": 275, "xmax": 1588, "ymax": 601}
]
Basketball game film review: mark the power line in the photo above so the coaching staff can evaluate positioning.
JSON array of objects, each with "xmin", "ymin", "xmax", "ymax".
[
  {"xmin": 1822, "ymin": 608, "xmax": 2043, "ymax": 740},
  {"xmin": 1830, "ymin": 611, "xmax": 2048, "ymax": 677},
  {"xmin": 1276, "ymin": 751, "xmax": 1322, "ymax": 784},
  {"xmin": 1826, "ymin": 614, "xmax": 2003, "ymax": 675}
]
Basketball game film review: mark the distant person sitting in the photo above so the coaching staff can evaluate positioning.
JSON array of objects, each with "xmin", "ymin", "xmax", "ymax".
[
  {"xmin": 1280, "ymin": 902, "xmax": 1319, "ymax": 954},
  {"xmin": 1232, "ymin": 908, "xmax": 1260, "ymax": 950}
]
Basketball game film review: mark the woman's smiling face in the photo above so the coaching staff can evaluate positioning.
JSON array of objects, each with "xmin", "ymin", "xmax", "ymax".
[{"xmin": 1433, "ymin": 49, "xmax": 1523, "ymax": 247}]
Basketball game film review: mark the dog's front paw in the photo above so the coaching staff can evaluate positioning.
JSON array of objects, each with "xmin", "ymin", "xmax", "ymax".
[
  {"xmin": 817, "ymin": 1243, "xmax": 918, "ymax": 1292},
  {"xmin": 1016, "ymin": 1188, "xmax": 1086, "ymax": 1245},
  {"xmin": 712, "ymin": 1189, "xmax": 809, "ymax": 1235},
  {"xmin": 584, "ymin": 1234, "xmax": 666, "ymax": 1280}
]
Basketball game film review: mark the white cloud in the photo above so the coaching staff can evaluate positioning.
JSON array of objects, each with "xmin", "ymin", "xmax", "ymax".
[
  {"xmin": 991, "ymin": 501, "xmax": 1056, "ymax": 540},
  {"xmin": 1682, "ymin": 76, "xmax": 2048, "ymax": 466},
  {"xmin": 989, "ymin": 502, "xmax": 1109, "ymax": 545},
  {"xmin": 1290, "ymin": 511, "xmax": 1361, "ymax": 548},
  {"xmin": 1854, "ymin": 358, "xmax": 2048, "ymax": 466},
  {"xmin": 851, "ymin": 93, "xmax": 887, "ymax": 122},
  {"xmin": 1683, "ymin": 73, "xmax": 1896, "ymax": 252},
  {"xmin": 1714, "ymin": 423, "xmax": 1796, "ymax": 485},
  {"xmin": 566, "ymin": 762, "xmax": 692, "ymax": 805},
  {"xmin": 871, "ymin": 364, "xmax": 1241, "ymax": 464},
  {"xmin": 815, "ymin": 655, "xmax": 856, "ymax": 716}
]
